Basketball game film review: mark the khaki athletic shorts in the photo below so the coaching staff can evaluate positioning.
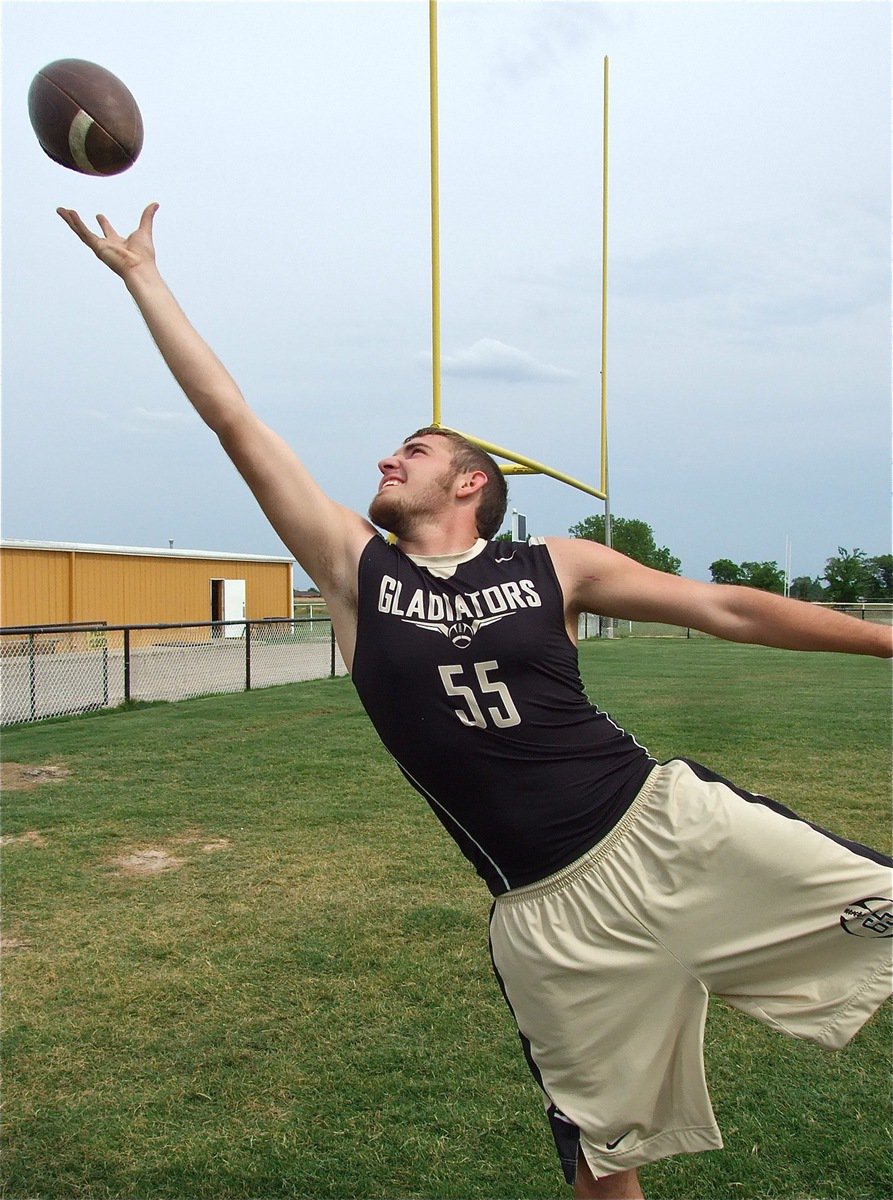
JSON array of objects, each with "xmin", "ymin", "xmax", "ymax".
[{"xmin": 488, "ymin": 758, "xmax": 893, "ymax": 1182}]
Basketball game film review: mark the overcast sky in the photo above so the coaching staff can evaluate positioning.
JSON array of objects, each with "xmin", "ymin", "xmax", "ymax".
[{"xmin": 2, "ymin": 0, "xmax": 890, "ymax": 587}]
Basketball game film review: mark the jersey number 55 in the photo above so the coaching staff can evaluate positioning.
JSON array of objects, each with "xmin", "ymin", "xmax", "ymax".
[{"xmin": 438, "ymin": 661, "xmax": 522, "ymax": 730}]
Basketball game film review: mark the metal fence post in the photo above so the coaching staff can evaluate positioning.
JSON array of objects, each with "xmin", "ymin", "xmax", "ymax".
[
  {"xmin": 2, "ymin": 614, "xmax": 348, "ymax": 726},
  {"xmin": 245, "ymin": 621, "xmax": 252, "ymax": 691},
  {"xmin": 28, "ymin": 632, "xmax": 37, "ymax": 721}
]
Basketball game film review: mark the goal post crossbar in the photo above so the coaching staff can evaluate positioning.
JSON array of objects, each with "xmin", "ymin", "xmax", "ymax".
[{"xmin": 437, "ymin": 425, "xmax": 607, "ymax": 502}]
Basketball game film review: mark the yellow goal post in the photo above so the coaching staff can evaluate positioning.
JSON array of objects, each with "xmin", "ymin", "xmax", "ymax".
[{"xmin": 427, "ymin": 0, "xmax": 609, "ymax": 504}]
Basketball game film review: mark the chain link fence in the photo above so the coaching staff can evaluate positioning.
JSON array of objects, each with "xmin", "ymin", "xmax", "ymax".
[
  {"xmin": 577, "ymin": 614, "xmax": 714, "ymax": 640},
  {"xmin": 6, "ymin": 604, "xmax": 889, "ymax": 724},
  {"xmin": 0, "ymin": 618, "xmax": 346, "ymax": 726},
  {"xmin": 578, "ymin": 603, "xmax": 893, "ymax": 641},
  {"xmin": 810, "ymin": 602, "xmax": 893, "ymax": 623}
]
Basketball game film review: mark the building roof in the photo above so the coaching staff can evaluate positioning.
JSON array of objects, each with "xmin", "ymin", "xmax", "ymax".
[{"xmin": 1, "ymin": 539, "xmax": 293, "ymax": 564}]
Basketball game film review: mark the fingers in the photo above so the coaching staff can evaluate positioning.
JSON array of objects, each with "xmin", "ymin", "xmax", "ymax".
[
  {"xmin": 56, "ymin": 206, "xmax": 100, "ymax": 249},
  {"xmin": 56, "ymin": 204, "xmax": 159, "ymax": 253},
  {"xmin": 95, "ymin": 213, "xmax": 119, "ymax": 240},
  {"xmin": 138, "ymin": 201, "xmax": 160, "ymax": 235}
]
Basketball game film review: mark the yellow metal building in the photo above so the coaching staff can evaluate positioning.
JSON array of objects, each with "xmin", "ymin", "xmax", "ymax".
[{"xmin": 0, "ymin": 540, "xmax": 294, "ymax": 630}]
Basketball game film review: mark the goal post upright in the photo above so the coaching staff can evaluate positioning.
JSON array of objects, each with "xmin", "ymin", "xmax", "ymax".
[
  {"xmin": 601, "ymin": 55, "xmax": 612, "ymax": 544},
  {"xmin": 426, "ymin": 1, "xmax": 610, "ymax": 507},
  {"xmin": 428, "ymin": 0, "xmax": 443, "ymax": 429}
]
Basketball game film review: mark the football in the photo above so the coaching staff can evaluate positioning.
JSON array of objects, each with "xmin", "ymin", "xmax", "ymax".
[{"xmin": 28, "ymin": 59, "xmax": 143, "ymax": 176}]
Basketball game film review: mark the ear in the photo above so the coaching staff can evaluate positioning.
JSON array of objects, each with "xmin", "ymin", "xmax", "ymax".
[{"xmin": 457, "ymin": 469, "xmax": 489, "ymax": 497}]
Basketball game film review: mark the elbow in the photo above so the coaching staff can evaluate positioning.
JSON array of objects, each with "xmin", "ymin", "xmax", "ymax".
[
  {"xmin": 206, "ymin": 395, "xmax": 252, "ymax": 443},
  {"xmin": 700, "ymin": 585, "xmax": 772, "ymax": 644}
]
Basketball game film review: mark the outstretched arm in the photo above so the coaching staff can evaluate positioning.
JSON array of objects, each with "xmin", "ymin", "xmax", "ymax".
[
  {"xmin": 56, "ymin": 204, "xmax": 374, "ymax": 611},
  {"xmin": 547, "ymin": 537, "xmax": 892, "ymax": 658}
]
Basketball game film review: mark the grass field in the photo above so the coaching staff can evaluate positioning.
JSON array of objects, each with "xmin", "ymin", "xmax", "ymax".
[{"xmin": 2, "ymin": 639, "xmax": 890, "ymax": 1200}]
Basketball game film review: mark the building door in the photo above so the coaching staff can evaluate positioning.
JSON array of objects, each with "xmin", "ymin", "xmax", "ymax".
[{"xmin": 210, "ymin": 578, "xmax": 246, "ymax": 637}]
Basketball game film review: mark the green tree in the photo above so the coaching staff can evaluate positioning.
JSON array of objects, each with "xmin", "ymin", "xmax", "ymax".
[
  {"xmin": 709, "ymin": 558, "xmax": 744, "ymax": 585},
  {"xmin": 789, "ymin": 575, "xmax": 826, "ymax": 601},
  {"xmin": 569, "ymin": 515, "xmax": 681, "ymax": 575},
  {"xmin": 864, "ymin": 554, "xmax": 893, "ymax": 600},
  {"xmin": 823, "ymin": 547, "xmax": 871, "ymax": 602},
  {"xmin": 710, "ymin": 558, "xmax": 785, "ymax": 593},
  {"xmin": 494, "ymin": 530, "xmax": 512, "ymax": 542},
  {"xmin": 739, "ymin": 561, "xmax": 785, "ymax": 594}
]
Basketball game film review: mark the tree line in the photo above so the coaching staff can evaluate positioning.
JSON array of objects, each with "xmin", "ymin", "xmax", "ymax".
[{"xmin": 562, "ymin": 515, "xmax": 892, "ymax": 603}]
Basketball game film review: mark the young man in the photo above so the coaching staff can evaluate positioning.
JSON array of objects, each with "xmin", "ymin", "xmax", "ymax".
[{"xmin": 57, "ymin": 203, "xmax": 892, "ymax": 1200}]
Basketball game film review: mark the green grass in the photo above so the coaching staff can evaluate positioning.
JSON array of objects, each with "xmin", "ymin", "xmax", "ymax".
[{"xmin": 2, "ymin": 640, "xmax": 890, "ymax": 1199}]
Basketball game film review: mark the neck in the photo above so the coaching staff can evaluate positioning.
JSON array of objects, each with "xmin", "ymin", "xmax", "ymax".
[
  {"xmin": 397, "ymin": 534, "xmax": 482, "ymax": 558},
  {"xmin": 395, "ymin": 519, "xmax": 482, "ymax": 558}
]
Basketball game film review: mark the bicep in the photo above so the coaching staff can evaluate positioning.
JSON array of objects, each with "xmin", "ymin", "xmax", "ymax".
[{"xmin": 546, "ymin": 537, "xmax": 723, "ymax": 628}]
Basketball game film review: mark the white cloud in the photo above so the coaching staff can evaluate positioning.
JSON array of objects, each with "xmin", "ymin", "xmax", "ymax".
[
  {"xmin": 130, "ymin": 407, "xmax": 193, "ymax": 425},
  {"xmin": 81, "ymin": 407, "xmax": 194, "ymax": 435},
  {"xmin": 421, "ymin": 338, "xmax": 578, "ymax": 383},
  {"xmin": 491, "ymin": 3, "xmax": 621, "ymax": 87}
]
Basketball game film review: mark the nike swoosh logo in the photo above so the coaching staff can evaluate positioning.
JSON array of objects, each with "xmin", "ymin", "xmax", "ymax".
[{"xmin": 605, "ymin": 1131, "xmax": 633, "ymax": 1150}]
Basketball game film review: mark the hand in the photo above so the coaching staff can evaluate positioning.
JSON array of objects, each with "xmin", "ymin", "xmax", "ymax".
[{"xmin": 56, "ymin": 202, "xmax": 160, "ymax": 278}]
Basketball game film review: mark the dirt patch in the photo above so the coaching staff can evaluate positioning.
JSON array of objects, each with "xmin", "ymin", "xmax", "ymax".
[
  {"xmin": 109, "ymin": 831, "xmax": 232, "ymax": 877},
  {"xmin": 0, "ymin": 830, "xmax": 47, "ymax": 847},
  {"xmin": 172, "ymin": 829, "xmax": 232, "ymax": 854},
  {"xmin": 198, "ymin": 837, "xmax": 231, "ymax": 854},
  {"xmin": 0, "ymin": 935, "xmax": 31, "ymax": 953},
  {"xmin": 1, "ymin": 762, "xmax": 71, "ymax": 791},
  {"xmin": 115, "ymin": 849, "xmax": 186, "ymax": 876}
]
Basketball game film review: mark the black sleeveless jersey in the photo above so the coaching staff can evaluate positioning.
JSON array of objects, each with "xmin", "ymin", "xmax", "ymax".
[{"xmin": 351, "ymin": 535, "xmax": 655, "ymax": 895}]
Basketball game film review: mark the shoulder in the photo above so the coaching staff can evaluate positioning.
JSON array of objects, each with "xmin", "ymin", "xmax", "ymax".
[
  {"xmin": 540, "ymin": 535, "xmax": 660, "ymax": 617},
  {"xmin": 540, "ymin": 535, "xmax": 615, "ymax": 579},
  {"xmin": 358, "ymin": 531, "xmax": 399, "ymax": 574},
  {"xmin": 359, "ymin": 531, "xmax": 390, "ymax": 558}
]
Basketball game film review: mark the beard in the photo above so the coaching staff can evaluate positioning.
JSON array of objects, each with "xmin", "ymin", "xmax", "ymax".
[{"xmin": 368, "ymin": 470, "xmax": 456, "ymax": 539}]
